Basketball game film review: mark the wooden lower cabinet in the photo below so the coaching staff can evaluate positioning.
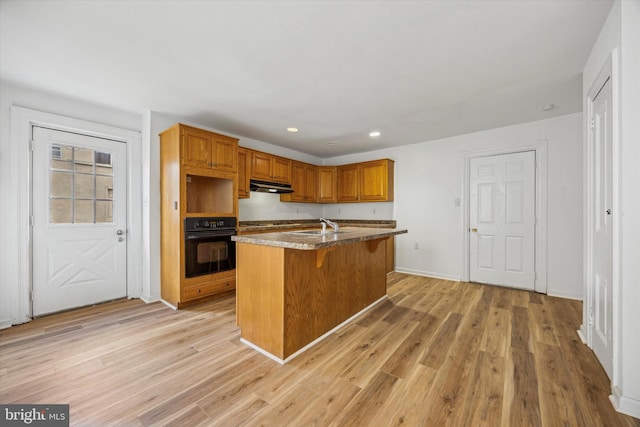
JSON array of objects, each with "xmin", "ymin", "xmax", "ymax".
[
  {"xmin": 386, "ymin": 236, "xmax": 395, "ymax": 273},
  {"xmin": 236, "ymin": 238, "xmax": 387, "ymax": 361},
  {"xmin": 182, "ymin": 270, "xmax": 236, "ymax": 302}
]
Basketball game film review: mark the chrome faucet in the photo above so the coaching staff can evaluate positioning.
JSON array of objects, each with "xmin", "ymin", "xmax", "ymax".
[{"xmin": 320, "ymin": 218, "xmax": 339, "ymax": 233}]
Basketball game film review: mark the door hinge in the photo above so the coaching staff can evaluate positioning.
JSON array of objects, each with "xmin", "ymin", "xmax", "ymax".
[
  {"xmin": 29, "ymin": 290, "xmax": 34, "ymax": 302},
  {"xmin": 30, "ymin": 215, "xmax": 34, "ymax": 227},
  {"xmin": 30, "ymin": 139, "xmax": 35, "ymax": 151}
]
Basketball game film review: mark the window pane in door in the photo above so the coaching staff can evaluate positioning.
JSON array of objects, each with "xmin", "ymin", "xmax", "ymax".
[
  {"xmin": 50, "ymin": 171, "xmax": 72, "ymax": 198},
  {"xmin": 50, "ymin": 199, "xmax": 72, "ymax": 223},
  {"xmin": 96, "ymin": 175, "xmax": 113, "ymax": 199},
  {"xmin": 48, "ymin": 142, "xmax": 115, "ymax": 224},
  {"xmin": 74, "ymin": 173, "xmax": 94, "ymax": 199},
  {"xmin": 74, "ymin": 200, "xmax": 94, "ymax": 223},
  {"xmin": 96, "ymin": 201, "xmax": 113, "ymax": 223}
]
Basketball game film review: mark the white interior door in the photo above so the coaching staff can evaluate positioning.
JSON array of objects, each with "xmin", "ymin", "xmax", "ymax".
[
  {"xmin": 469, "ymin": 151, "xmax": 536, "ymax": 290},
  {"xmin": 590, "ymin": 76, "xmax": 613, "ymax": 378},
  {"xmin": 32, "ymin": 126, "xmax": 127, "ymax": 316}
]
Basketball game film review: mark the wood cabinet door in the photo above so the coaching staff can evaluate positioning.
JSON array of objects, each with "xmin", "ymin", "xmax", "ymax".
[
  {"xmin": 337, "ymin": 164, "xmax": 359, "ymax": 202},
  {"xmin": 304, "ymin": 165, "xmax": 317, "ymax": 202},
  {"xmin": 359, "ymin": 159, "xmax": 391, "ymax": 201},
  {"xmin": 271, "ymin": 156, "xmax": 292, "ymax": 183},
  {"xmin": 317, "ymin": 167, "xmax": 337, "ymax": 203},
  {"xmin": 289, "ymin": 162, "xmax": 306, "ymax": 202},
  {"xmin": 211, "ymin": 137, "xmax": 237, "ymax": 172},
  {"xmin": 182, "ymin": 127, "xmax": 212, "ymax": 168},
  {"xmin": 251, "ymin": 151, "xmax": 273, "ymax": 180},
  {"xmin": 237, "ymin": 147, "xmax": 250, "ymax": 198}
]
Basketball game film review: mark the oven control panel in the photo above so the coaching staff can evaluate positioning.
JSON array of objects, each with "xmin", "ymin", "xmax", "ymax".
[{"xmin": 185, "ymin": 217, "xmax": 237, "ymax": 231}]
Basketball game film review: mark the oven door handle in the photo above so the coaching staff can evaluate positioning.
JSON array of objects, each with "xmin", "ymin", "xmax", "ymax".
[{"xmin": 185, "ymin": 231, "xmax": 236, "ymax": 240}]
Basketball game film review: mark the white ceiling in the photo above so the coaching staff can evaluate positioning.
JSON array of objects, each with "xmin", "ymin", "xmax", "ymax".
[{"xmin": 0, "ymin": 0, "xmax": 612, "ymax": 158}]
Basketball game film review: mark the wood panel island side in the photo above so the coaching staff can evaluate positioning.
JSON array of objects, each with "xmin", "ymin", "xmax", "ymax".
[{"xmin": 232, "ymin": 227, "xmax": 407, "ymax": 363}]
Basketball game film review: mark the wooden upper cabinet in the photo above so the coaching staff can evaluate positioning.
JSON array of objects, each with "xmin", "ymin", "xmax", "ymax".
[
  {"xmin": 359, "ymin": 159, "xmax": 394, "ymax": 201},
  {"xmin": 237, "ymin": 147, "xmax": 250, "ymax": 199},
  {"xmin": 336, "ymin": 159, "xmax": 394, "ymax": 202},
  {"xmin": 281, "ymin": 162, "xmax": 317, "ymax": 203},
  {"xmin": 181, "ymin": 125, "xmax": 238, "ymax": 173},
  {"xmin": 250, "ymin": 150, "xmax": 292, "ymax": 184},
  {"xmin": 305, "ymin": 165, "xmax": 317, "ymax": 202},
  {"xmin": 317, "ymin": 166, "xmax": 337, "ymax": 203},
  {"xmin": 337, "ymin": 164, "xmax": 360, "ymax": 202},
  {"xmin": 240, "ymin": 144, "xmax": 392, "ymax": 204},
  {"xmin": 211, "ymin": 135, "xmax": 238, "ymax": 172},
  {"xmin": 182, "ymin": 127, "xmax": 212, "ymax": 169}
]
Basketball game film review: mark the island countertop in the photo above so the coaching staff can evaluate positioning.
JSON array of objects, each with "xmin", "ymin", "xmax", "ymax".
[{"xmin": 232, "ymin": 227, "xmax": 407, "ymax": 250}]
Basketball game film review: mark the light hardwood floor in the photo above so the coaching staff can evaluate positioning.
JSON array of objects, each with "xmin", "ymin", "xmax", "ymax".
[{"xmin": 1, "ymin": 273, "xmax": 638, "ymax": 426}]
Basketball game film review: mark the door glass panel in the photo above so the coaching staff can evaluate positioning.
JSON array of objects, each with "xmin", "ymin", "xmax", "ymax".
[
  {"xmin": 50, "ymin": 199, "xmax": 72, "ymax": 223},
  {"xmin": 49, "ymin": 143, "xmax": 115, "ymax": 224},
  {"xmin": 74, "ymin": 173, "xmax": 94, "ymax": 198},
  {"xmin": 50, "ymin": 171, "xmax": 72, "ymax": 198},
  {"xmin": 95, "ymin": 201, "xmax": 113, "ymax": 223},
  {"xmin": 74, "ymin": 200, "xmax": 94, "ymax": 223},
  {"xmin": 96, "ymin": 175, "xmax": 113, "ymax": 198}
]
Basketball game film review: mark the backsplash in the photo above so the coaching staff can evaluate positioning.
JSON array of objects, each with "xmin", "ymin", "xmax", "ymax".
[{"xmin": 238, "ymin": 192, "xmax": 394, "ymax": 221}]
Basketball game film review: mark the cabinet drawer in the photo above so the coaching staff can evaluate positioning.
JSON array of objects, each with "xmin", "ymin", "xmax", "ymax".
[{"xmin": 183, "ymin": 278, "xmax": 236, "ymax": 301}]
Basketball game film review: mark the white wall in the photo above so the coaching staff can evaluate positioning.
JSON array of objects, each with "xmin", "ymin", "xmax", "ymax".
[
  {"xmin": 618, "ymin": 0, "xmax": 640, "ymax": 414},
  {"xmin": 325, "ymin": 113, "xmax": 584, "ymax": 297},
  {"xmin": 0, "ymin": 82, "xmax": 142, "ymax": 327},
  {"xmin": 582, "ymin": 0, "xmax": 640, "ymax": 417}
]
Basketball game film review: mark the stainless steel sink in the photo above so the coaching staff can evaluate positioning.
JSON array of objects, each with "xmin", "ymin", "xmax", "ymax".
[{"xmin": 288, "ymin": 230, "xmax": 345, "ymax": 235}]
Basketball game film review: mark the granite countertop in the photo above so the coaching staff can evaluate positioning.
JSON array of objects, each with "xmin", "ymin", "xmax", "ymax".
[
  {"xmin": 238, "ymin": 219, "xmax": 396, "ymax": 232},
  {"xmin": 232, "ymin": 227, "xmax": 407, "ymax": 250}
]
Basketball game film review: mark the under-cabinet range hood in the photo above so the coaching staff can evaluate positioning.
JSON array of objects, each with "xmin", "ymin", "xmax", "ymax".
[{"xmin": 250, "ymin": 179, "xmax": 294, "ymax": 194}]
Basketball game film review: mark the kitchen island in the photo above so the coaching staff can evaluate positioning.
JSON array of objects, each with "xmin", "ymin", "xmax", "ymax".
[{"xmin": 232, "ymin": 227, "xmax": 407, "ymax": 363}]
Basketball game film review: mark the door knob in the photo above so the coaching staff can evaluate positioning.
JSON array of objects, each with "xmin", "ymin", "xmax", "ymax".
[
  {"xmin": 471, "ymin": 228, "xmax": 478, "ymax": 232},
  {"xmin": 116, "ymin": 229, "xmax": 124, "ymax": 235},
  {"xmin": 606, "ymin": 209, "xmax": 612, "ymax": 215}
]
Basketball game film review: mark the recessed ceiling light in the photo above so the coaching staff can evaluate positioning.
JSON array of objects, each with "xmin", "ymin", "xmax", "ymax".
[
  {"xmin": 287, "ymin": 127, "xmax": 299, "ymax": 133},
  {"xmin": 369, "ymin": 131, "xmax": 381, "ymax": 137},
  {"xmin": 542, "ymin": 104, "xmax": 555, "ymax": 111}
]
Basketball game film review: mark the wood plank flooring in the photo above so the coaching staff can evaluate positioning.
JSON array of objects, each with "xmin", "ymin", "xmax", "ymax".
[{"xmin": 1, "ymin": 273, "xmax": 638, "ymax": 426}]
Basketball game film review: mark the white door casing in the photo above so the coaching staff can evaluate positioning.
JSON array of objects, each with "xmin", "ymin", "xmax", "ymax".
[
  {"xmin": 589, "ymin": 75, "xmax": 614, "ymax": 378},
  {"xmin": 32, "ymin": 126, "xmax": 127, "ymax": 316},
  {"xmin": 469, "ymin": 151, "xmax": 536, "ymax": 290}
]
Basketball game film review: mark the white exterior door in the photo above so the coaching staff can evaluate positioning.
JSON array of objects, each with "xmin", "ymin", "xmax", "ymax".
[
  {"xmin": 32, "ymin": 126, "xmax": 127, "ymax": 316},
  {"xmin": 469, "ymin": 151, "xmax": 536, "ymax": 290},
  {"xmin": 590, "ymin": 76, "xmax": 613, "ymax": 378}
]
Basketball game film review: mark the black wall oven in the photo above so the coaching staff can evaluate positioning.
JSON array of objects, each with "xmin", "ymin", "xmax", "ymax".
[{"xmin": 184, "ymin": 217, "xmax": 236, "ymax": 278}]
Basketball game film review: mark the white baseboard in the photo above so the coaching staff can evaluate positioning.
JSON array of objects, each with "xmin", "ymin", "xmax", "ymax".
[
  {"xmin": 160, "ymin": 299, "xmax": 178, "ymax": 310},
  {"xmin": 394, "ymin": 268, "xmax": 461, "ymax": 282},
  {"xmin": 0, "ymin": 317, "xmax": 13, "ymax": 330},
  {"xmin": 546, "ymin": 289, "xmax": 583, "ymax": 301},
  {"xmin": 140, "ymin": 292, "xmax": 161, "ymax": 304},
  {"xmin": 610, "ymin": 385, "xmax": 640, "ymax": 418},
  {"xmin": 577, "ymin": 326, "xmax": 588, "ymax": 344}
]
